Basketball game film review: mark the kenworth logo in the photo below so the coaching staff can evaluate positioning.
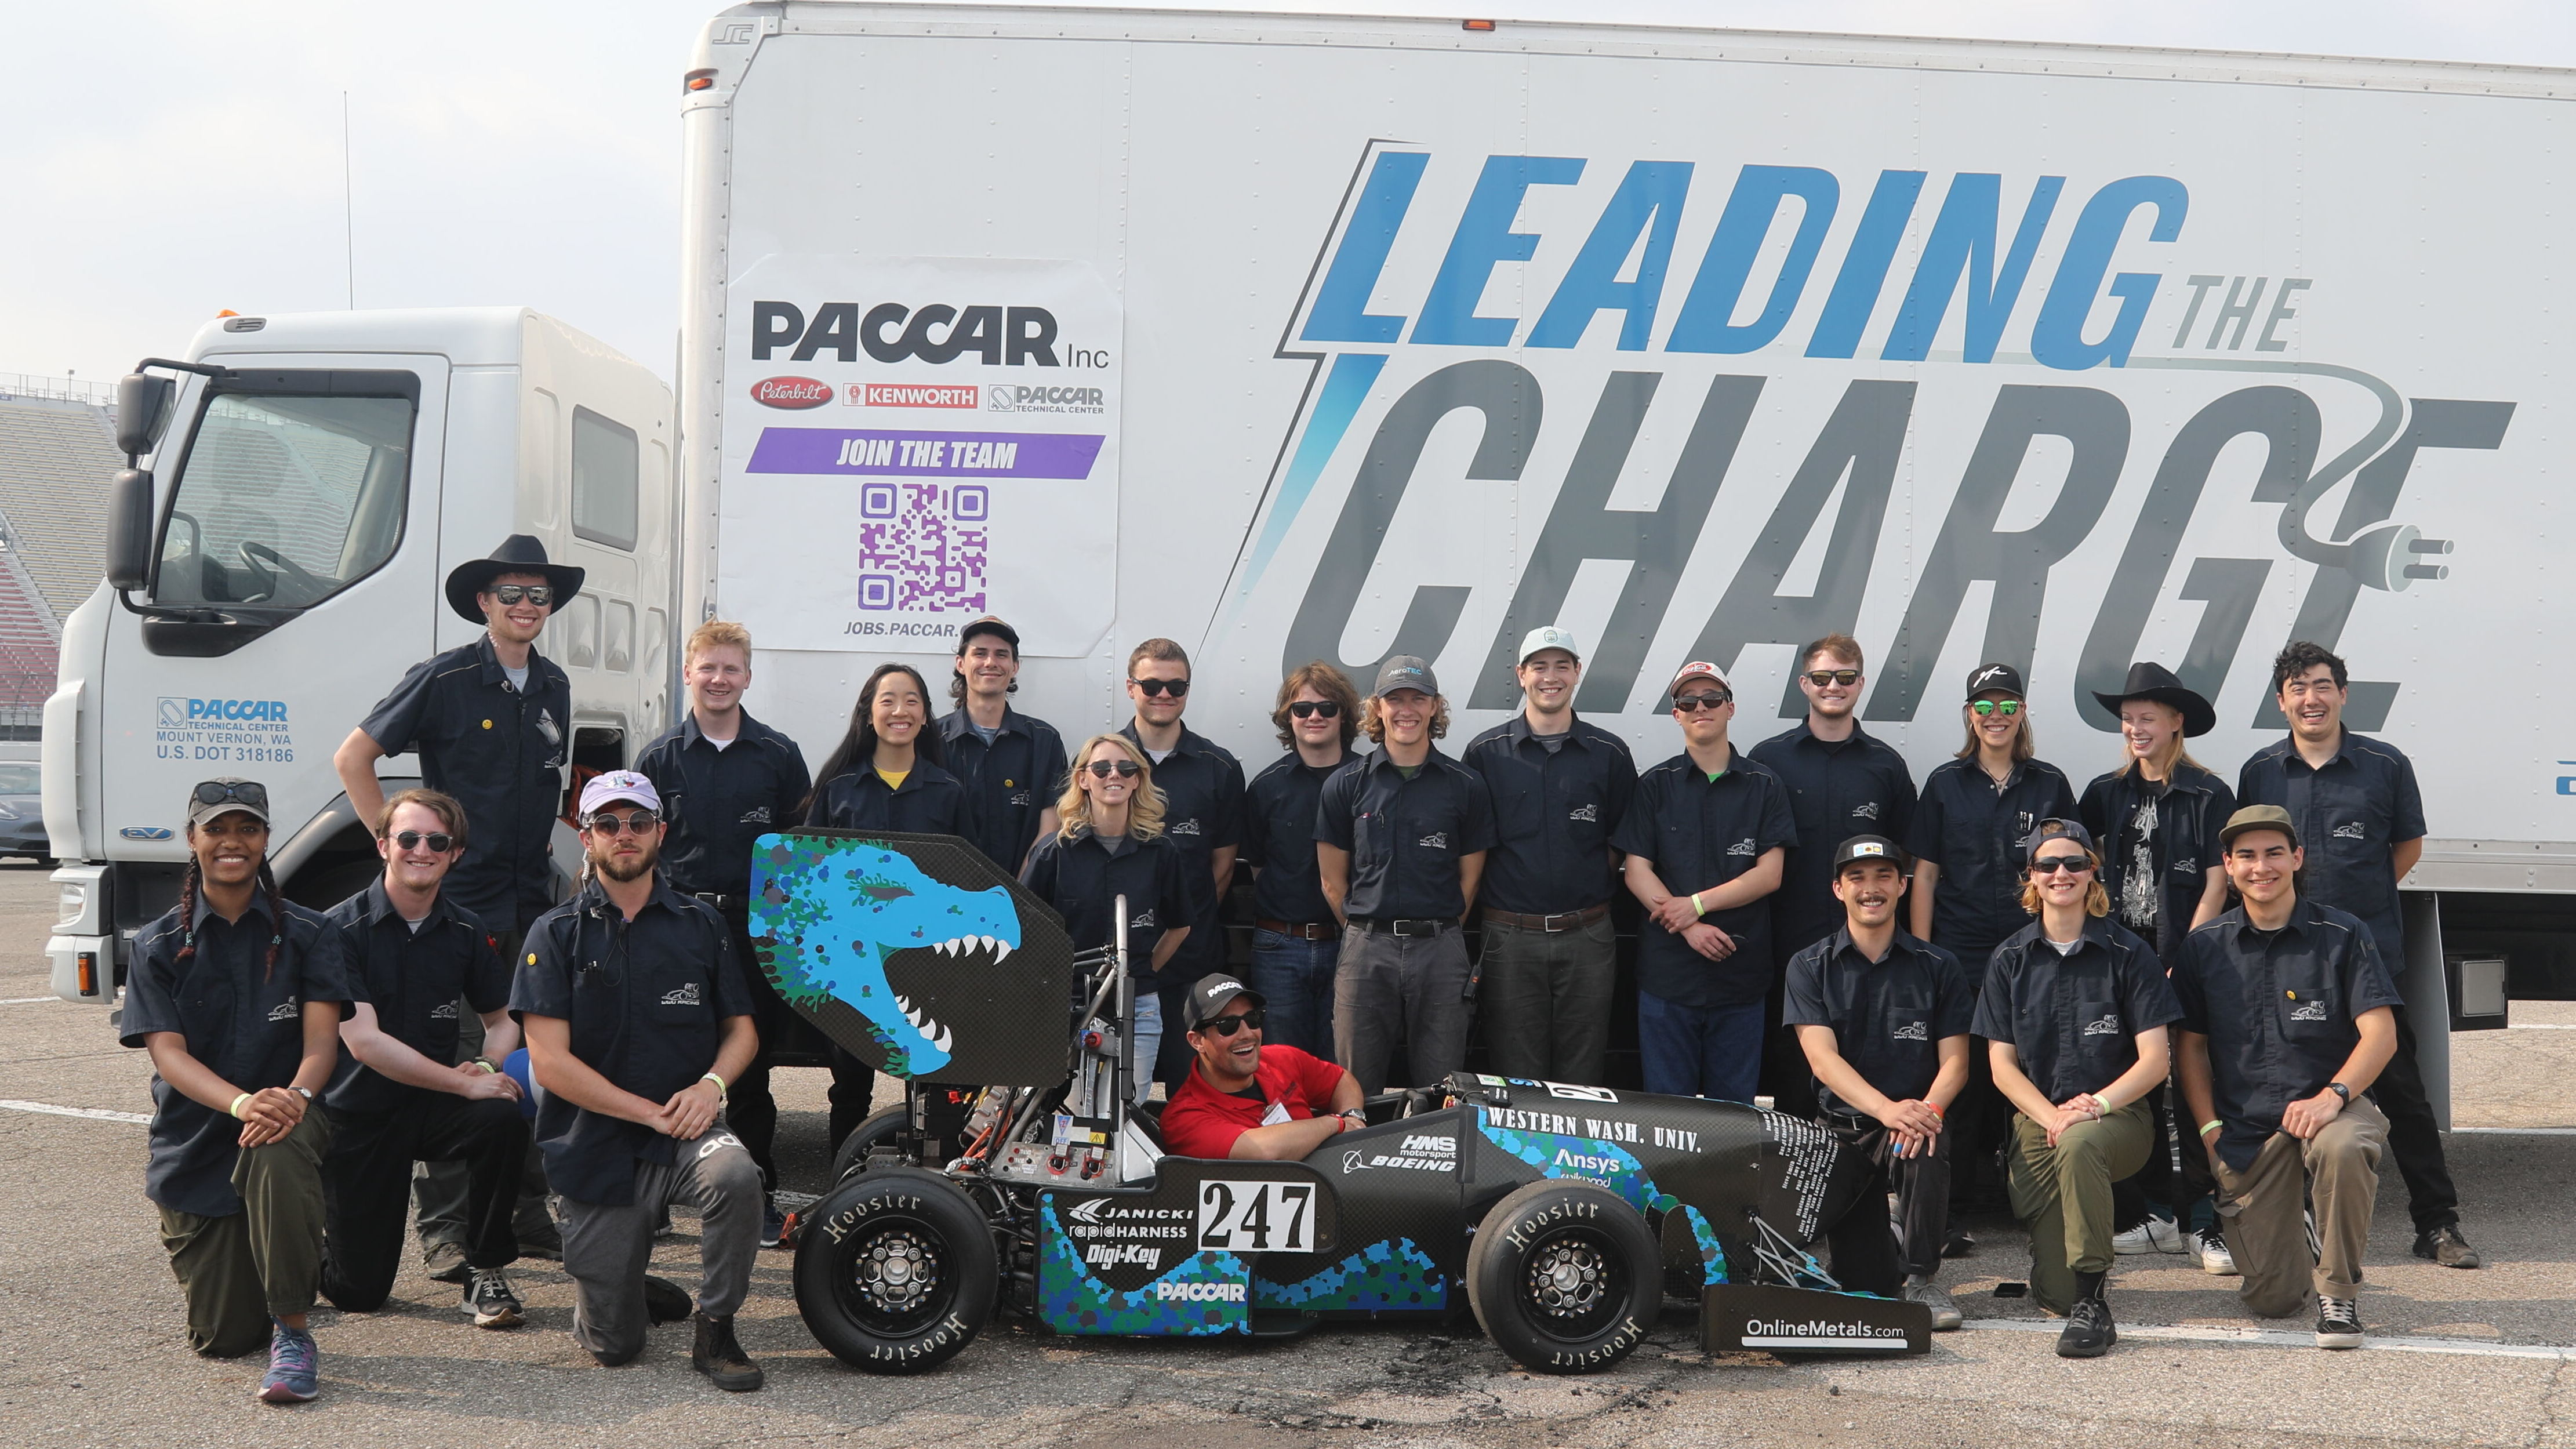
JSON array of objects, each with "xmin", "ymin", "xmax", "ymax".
[{"xmin": 159, "ymin": 697, "xmax": 289, "ymax": 726}]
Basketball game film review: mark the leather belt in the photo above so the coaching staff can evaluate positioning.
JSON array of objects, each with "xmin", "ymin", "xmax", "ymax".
[
  {"xmin": 1351, "ymin": 917, "xmax": 1452, "ymax": 937},
  {"xmin": 1256, "ymin": 919, "xmax": 1336, "ymax": 941},
  {"xmin": 1481, "ymin": 902, "xmax": 1611, "ymax": 932}
]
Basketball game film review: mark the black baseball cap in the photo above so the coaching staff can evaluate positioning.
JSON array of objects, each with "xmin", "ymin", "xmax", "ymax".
[
  {"xmin": 1965, "ymin": 662, "xmax": 2025, "ymax": 700},
  {"xmin": 1186, "ymin": 972, "xmax": 1265, "ymax": 1029},
  {"xmin": 2021, "ymin": 818, "xmax": 2095, "ymax": 865},
  {"xmin": 1831, "ymin": 834, "xmax": 1909, "ymax": 874},
  {"xmin": 954, "ymin": 615, "xmax": 1020, "ymax": 654},
  {"xmin": 1372, "ymin": 655, "xmax": 1439, "ymax": 698}
]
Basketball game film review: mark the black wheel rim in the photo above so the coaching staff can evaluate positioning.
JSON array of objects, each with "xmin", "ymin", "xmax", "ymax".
[
  {"xmin": 830, "ymin": 1216, "xmax": 954, "ymax": 1337},
  {"xmin": 1518, "ymin": 1223, "xmax": 1629, "ymax": 1342}
]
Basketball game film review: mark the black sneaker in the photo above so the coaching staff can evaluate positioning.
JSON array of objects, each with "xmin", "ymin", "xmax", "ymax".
[
  {"xmin": 422, "ymin": 1241, "xmax": 473, "ymax": 1286},
  {"xmin": 517, "ymin": 1225, "xmax": 564, "ymax": 1262},
  {"xmin": 761, "ymin": 1202, "xmax": 787, "ymax": 1250},
  {"xmin": 691, "ymin": 1313, "xmax": 765, "ymax": 1392},
  {"xmin": 464, "ymin": 1268, "xmax": 523, "ymax": 1330},
  {"xmin": 2317, "ymin": 1296, "xmax": 2365, "ymax": 1349},
  {"xmin": 2414, "ymin": 1223, "xmax": 2482, "ymax": 1269},
  {"xmin": 1941, "ymin": 1226, "xmax": 1975, "ymax": 1259},
  {"xmin": 644, "ymin": 1274, "xmax": 695, "ymax": 1325},
  {"xmin": 2055, "ymin": 1295, "xmax": 2116, "ymax": 1358}
]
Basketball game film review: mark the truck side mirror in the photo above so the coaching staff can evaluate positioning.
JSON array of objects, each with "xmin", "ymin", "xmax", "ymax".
[
  {"xmin": 106, "ymin": 468, "xmax": 156, "ymax": 591},
  {"xmin": 114, "ymin": 373, "xmax": 174, "ymax": 459}
]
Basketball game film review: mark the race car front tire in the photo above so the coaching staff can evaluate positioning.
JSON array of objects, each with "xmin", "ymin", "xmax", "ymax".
[
  {"xmin": 830, "ymin": 1105, "xmax": 915, "ymax": 1184},
  {"xmin": 1465, "ymin": 1179, "xmax": 1661, "ymax": 1374},
  {"xmin": 794, "ymin": 1167, "xmax": 998, "ymax": 1374}
]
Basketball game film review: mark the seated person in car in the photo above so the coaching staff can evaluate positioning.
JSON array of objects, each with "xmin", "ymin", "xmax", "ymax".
[{"xmin": 1160, "ymin": 972, "xmax": 1365, "ymax": 1160}]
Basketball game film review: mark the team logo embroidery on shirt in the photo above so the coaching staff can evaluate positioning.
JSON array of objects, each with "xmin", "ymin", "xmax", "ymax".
[
  {"xmin": 1009, "ymin": 790, "xmax": 1032, "ymax": 807},
  {"xmin": 1169, "ymin": 819, "xmax": 1202, "ymax": 836},
  {"xmin": 1130, "ymin": 909, "xmax": 1158, "ymax": 930},
  {"xmin": 1418, "ymin": 831, "xmax": 1449, "ymax": 849},
  {"xmin": 267, "ymin": 1001, "xmax": 300, "ymax": 1022},
  {"xmin": 430, "ymin": 1002, "xmax": 459, "ymax": 1020},
  {"xmin": 740, "ymin": 806, "xmax": 772, "ymax": 825},
  {"xmin": 1568, "ymin": 803, "xmax": 1598, "ymax": 823},
  {"xmin": 2332, "ymin": 822, "xmax": 2366, "ymax": 840},
  {"xmin": 661, "ymin": 983, "xmax": 703, "ymax": 1007},
  {"xmin": 2289, "ymin": 999, "xmax": 2331, "ymax": 1022},
  {"xmin": 1727, "ymin": 838, "xmax": 1758, "ymax": 857},
  {"xmin": 1851, "ymin": 801, "xmax": 1880, "ymax": 820},
  {"xmin": 1891, "ymin": 1021, "xmax": 1928, "ymax": 1041},
  {"xmin": 2082, "ymin": 1014, "xmax": 2122, "ymax": 1036}
]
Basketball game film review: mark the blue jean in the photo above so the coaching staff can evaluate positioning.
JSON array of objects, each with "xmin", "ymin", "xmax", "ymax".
[
  {"xmin": 1637, "ymin": 992, "xmax": 1766, "ymax": 1102},
  {"xmin": 1130, "ymin": 987, "xmax": 1163, "ymax": 1105},
  {"xmin": 1248, "ymin": 929, "xmax": 1340, "ymax": 1061}
]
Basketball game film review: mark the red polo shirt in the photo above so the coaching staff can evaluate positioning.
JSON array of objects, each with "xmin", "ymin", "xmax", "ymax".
[{"xmin": 1160, "ymin": 1044, "xmax": 1348, "ymax": 1159}]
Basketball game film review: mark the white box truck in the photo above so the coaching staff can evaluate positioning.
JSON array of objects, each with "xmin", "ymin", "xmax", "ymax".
[{"xmin": 46, "ymin": 4, "xmax": 2573, "ymax": 1113}]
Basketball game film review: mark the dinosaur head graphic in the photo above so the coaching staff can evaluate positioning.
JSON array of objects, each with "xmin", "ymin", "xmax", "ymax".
[{"xmin": 749, "ymin": 833, "xmax": 1064, "ymax": 1081}]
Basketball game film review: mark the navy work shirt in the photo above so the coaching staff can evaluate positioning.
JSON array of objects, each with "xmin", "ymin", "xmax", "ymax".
[
  {"xmin": 359, "ymin": 634, "xmax": 572, "ymax": 932},
  {"xmin": 1242, "ymin": 748, "xmax": 1356, "ymax": 924},
  {"xmin": 1782, "ymin": 927, "xmax": 1974, "ymax": 1115},
  {"xmin": 1971, "ymin": 916, "xmax": 2181, "ymax": 1105},
  {"xmin": 938, "ymin": 704, "xmax": 1069, "ymax": 876},
  {"xmin": 1020, "ymin": 827, "xmax": 1200, "ymax": 974},
  {"xmin": 1908, "ymin": 756, "xmax": 2080, "ymax": 979},
  {"xmin": 1609, "ymin": 751, "xmax": 1799, "ymax": 1009},
  {"xmin": 1118, "ymin": 723, "xmax": 1244, "ymax": 981},
  {"xmin": 319, "ymin": 878, "xmax": 510, "ymax": 1115},
  {"xmin": 1460, "ymin": 714, "xmax": 1637, "ymax": 915},
  {"xmin": 509, "ymin": 877, "xmax": 755, "ymax": 1205},
  {"xmin": 808, "ymin": 760, "xmax": 969, "ymax": 836},
  {"xmin": 1750, "ymin": 722, "xmax": 1918, "ymax": 960},
  {"xmin": 635, "ymin": 709, "xmax": 812, "ymax": 899},
  {"xmin": 1315, "ymin": 746, "xmax": 1497, "ymax": 922},
  {"xmin": 121, "ymin": 891, "xmax": 350, "ymax": 1218},
  {"xmin": 2172, "ymin": 897, "xmax": 2406, "ymax": 1172},
  {"xmin": 2079, "ymin": 761, "xmax": 2235, "ymax": 968},
  {"xmin": 2235, "ymin": 732, "xmax": 2427, "ymax": 965}
]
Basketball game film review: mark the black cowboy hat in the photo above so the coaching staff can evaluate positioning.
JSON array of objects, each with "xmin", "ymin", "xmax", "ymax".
[
  {"xmin": 444, "ymin": 535, "xmax": 585, "ymax": 624},
  {"xmin": 2091, "ymin": 661, "xmax": 2217, "ymax": 738}
]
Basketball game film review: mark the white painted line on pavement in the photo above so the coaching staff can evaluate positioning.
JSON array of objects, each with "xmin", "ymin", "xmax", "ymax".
[
  {"xmin": 2509, "ymin": 1023, "xmax": 2576, "ymax": 1030},
  {"xmin": 0, "ymin": 996, "xmax": 59, "ymax": 1004},
  {"xmin": 2454, "ymin": 1127, "xmax": 2576, "ymax": 1136},
  {"xmin": 0, "ymin": 1098, "xmax": 149, "ymax": 1125},
  {"xmin": 1965, "ymin": 1318, "xmax": 2574, "ymax": 1360}
]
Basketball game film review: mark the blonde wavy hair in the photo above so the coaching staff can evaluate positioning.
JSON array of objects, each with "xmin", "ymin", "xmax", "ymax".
[
  {"xmin": 1055, "ymin": 733, "xmax": 1168, "ymax": 841},
  {"xmin": 2018, "ymin": 826, "xmax": 2111, "ymax": 918},
  {"xmin": 1361, "ymin": 692, "xmax": 1449, "ymax": 743}
]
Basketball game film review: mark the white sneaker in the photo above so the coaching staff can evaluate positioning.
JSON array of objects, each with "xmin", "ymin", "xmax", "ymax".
[
  {"xmin": 2194, "ymin": 1228, "xmax": 2238, "ymax": 1276},
  {"xmin": 2112, "ymin": 1215, "xmax": 2185, "ymax": 1254}
]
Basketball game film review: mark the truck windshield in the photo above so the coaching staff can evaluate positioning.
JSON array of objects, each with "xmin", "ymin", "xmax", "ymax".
[{"xmin": 152, "ymin": 388, "xmax": 415, "ymax": 611}]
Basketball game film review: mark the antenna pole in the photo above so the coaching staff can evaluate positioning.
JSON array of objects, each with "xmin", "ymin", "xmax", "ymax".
[{"xmin": 341, "ymin": 92, "xmax": 355, "ymax": 308}]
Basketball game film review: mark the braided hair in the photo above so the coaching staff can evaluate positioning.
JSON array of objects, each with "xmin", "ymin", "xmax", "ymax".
[{"xmin": 170, "ymin": 855, "xmax": 290, "ymax": 982}]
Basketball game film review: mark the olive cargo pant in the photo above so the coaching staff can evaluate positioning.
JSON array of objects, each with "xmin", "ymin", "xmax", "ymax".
[
  {"xmin": 2211, "ymin": 1097, "xmax": 2388, "ymax": 1317},
  {"xmin": 157, "ymin": 1109, "xmax": 331, "ymax": 1357},
  {"xmin": 2007, "ymin": 1100, "xmax": 2154, "ymax": 1315}
]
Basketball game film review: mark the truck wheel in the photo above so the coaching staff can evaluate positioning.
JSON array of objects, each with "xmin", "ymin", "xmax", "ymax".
[
  {"xmin": 794, "ymin": 1167, "xmax": 996, "ymax": 1374},
  {"xmin": 829, "ymin": 1105, "xmax": 914, "ymax": 1184},
  {"xmin": 1466, "ymin": 1179, "xmax": 1661, "ymax": 1375}
]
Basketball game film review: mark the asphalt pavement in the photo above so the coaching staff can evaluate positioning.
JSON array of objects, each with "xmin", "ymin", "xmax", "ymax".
[{"xmin": 5, "ymin": 863, "xmax": 2575, "ymax": 1447}]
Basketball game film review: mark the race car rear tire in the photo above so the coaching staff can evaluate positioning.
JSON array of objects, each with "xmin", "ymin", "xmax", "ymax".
[
  {"xmin": 794, "ymin": 1167, "xmax": 997, "ymax": 1374},
  {"xmin": 830, "ymin": 1105, "xmax": 915, "ymax": 1185},
  {"xmin": 1466, "ymin": 1179, "xmax": 1661, "ymax": 1375}
]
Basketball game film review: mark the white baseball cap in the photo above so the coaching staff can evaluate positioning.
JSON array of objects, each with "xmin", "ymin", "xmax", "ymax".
[{"xmin": 1517, "ymin": 626, "xmax": 1581, "ymax": 664}]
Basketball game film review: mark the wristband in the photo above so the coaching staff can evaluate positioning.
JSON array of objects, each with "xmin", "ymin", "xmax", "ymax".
[
  {"xmin": 472, "ymin": 1057, "xmax": 499, "ymax": 1075},
  {"xmin": 2085, "ymin": 1094, "xmax": 2107, "ymax": 1119},
  {"xmin": 700, "ymin": 1072, "xmax": 727, "ymax": 1102},
  {"xmin": 2199, "ymin": 1120, "xmax": 2223, "ymax": 1138},
  {"xmin": 1690, "ymin": 891, "xmax": 1706, "ymax": 918},
  {"xmin": 227, "ymin": 1092, "xmax": 251, "ymax": 1120},
  {"xmin": 1927, "ymin": 1102, "xmax": 1943, "ymax": 1119}
]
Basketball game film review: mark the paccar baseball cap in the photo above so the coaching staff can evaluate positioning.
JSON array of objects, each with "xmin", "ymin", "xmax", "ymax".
[
  {"xmin": 1965, "ymin": 662, "xmax": 2025, "ymax": 700},
  {"xmin": 1517, "ymin": 626, "xmax": 1581, "ymax": 664},
  {"xmin": 1187, "ymin": 972, "xmax": 1265, "ymax": 1029},
  {"xmin": 1669, "ymin": 660, "xmax": 1730, "ymax": 695},
  {"xmin": 1832, "ymin": 834, "xmax": 1909, "ymax": 874},
  {"xmin": 2219, "ymin": 804, "xmax": 2301, "ymax": 852},
  {"xmin": 2021, "ymin": 818, "xmax": 2095, "ymax": 866},
  {"xmin": 579, "ymin": 770, "xmax": 661, "ymax": 818},
  {"xmin": 186, "ymin": 779, "xmax": 271, "ymax": 830},
  {"xmin": 1373, "ymin": 656, "xmax": 1439, "ymax": 698}
]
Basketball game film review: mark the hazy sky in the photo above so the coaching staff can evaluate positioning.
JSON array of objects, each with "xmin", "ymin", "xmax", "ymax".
[{"xmin": 7, "ymin": 1, "xmax": 2570, "ymax": 386}]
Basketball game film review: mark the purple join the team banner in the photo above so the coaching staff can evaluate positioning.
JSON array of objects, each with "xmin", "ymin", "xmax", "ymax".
[{"xmin": 746, "ymin": 427, "xmax": 1104, "ymax": 480}]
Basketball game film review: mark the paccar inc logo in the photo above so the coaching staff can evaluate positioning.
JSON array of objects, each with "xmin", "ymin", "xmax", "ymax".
[
  {"xmin": 852, "ymin": 382, "xmax": 981, "ymax": 409},
  {"xmin": 1154, "ymin": 1281, "xmax": 1247, "ymax": 1303},
  {"xmin": 749, "ymin": 376, "xmax": 833, "ymax": 409},
  {"xmin": 158, "ymin": 697, "xmax": 288, "ymax": 727},
  {"xmin": 751, "ymin": 301, "xmax": 1109, "ymax": 368}
]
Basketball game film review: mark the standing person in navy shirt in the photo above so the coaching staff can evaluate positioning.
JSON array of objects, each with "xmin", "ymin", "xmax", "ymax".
[
  {"xmin": 1021, "ymin": 733, "xmax": 1200, "ymax": 1099},
  {"xmin": 1612, "ymin": 662, "xmax": 1796, "ymax": 1103},
  {"xmin": 2235, "ymin": 641, "xmax": 2472, "ymax": 1269},
  {"xmin": 804, "ymin": 662, "xmax": 967, "ymax": 1145},
  {"xmin": 121, "ymin": 779, "xmax": 351, "ymax": 1401},
  {"xmin": 634, "ymin": 620, "xmax": 813, "ymax": 1244},
  {"xmin": 1907, "ymin": 662, "xmax": 2078, "ymax": 1226},
  {"xmin": 1752, "ymin": 634, "xmax": 1916, "ymax": 1114},
  {"xmin": 1316, "ymin": 656, "xmax": 1496, "ymax": 1095},
  {"xmin": 1118, "ymin": 638, "xmax": 1245, "ymax": 1091},
  {"xmin": 1462, "ymin": 626, "xmax": 1636, "ymax": 1087},
  {"xmin": 1240, "ymin": 661, "xmax": 1362, "ymax": 1058},
  {"xmin": 938, "ymin": 614, "xmax": 1069, "ymax": 875}
]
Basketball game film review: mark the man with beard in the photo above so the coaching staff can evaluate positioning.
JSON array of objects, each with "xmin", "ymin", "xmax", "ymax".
[{"xmin": 512, "ymin": 772, "xmax": 766, "ymax": 1390}]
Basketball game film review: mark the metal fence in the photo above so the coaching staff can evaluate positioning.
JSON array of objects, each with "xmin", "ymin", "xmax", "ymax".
[{"xmin": 0, "ymin": 373, "xmax": 115, "ymax": 408}]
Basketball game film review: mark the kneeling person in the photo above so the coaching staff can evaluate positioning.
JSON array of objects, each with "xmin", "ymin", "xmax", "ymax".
[
  {"xmin": 2175, "ymin": 805, "xmax": 2401, "ymax": 1349},
  {"xmin": 1782, "ymin": 837, "xmax": 1971, "ymax": 1328},
  {"xmin": 513, "ymin": 772, "xmax": 766, "ymax": 1390},
  {"xmin": 318, "ymin": 789, "xmax": 532, "ymax": 1328},
  {"xmin": 1161, "ymin": 974, "xmax": 1366, "ymax": 1160}
]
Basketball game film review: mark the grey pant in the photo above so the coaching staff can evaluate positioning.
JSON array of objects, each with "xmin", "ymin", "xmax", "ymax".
[
  {"xmin": 2211, "ymin": 1097, "xmax": 2388, "ymax": 1317},
  {"xmin": 1333, "ymin": 924, "xmax": 1473, "ymax": 1095},
  {"xmin": 557, "ymin": 1129, "xmax": 763, "ymax": 1363},
  {"xmin": 1477, "ymin": 914, "xmax": 1616, "ymax": 1085}
]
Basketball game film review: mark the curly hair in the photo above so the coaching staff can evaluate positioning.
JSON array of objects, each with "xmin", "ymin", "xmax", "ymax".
[
  {"xmin": 1361, "ymin": 692, "xmax": 1449, "ymax": 744},
  {"xmin": 1055, "ymin": 734, "xmax": 1168, "ymax": 841},
  {"xmin": 2270, "ymin": 639, "xmax": 2348, "ymax": 695},
  {"xmin": 1271, "ymin": 661, "xmax": 1361, "ymax": 748}
]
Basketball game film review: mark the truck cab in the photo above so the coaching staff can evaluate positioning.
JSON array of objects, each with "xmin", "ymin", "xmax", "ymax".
[{"xmin": 44, "ymin": 308, "xmax": 674, "ymax": 1003}]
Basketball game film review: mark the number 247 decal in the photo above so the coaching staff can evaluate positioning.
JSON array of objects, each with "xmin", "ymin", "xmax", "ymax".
[{"xmin": 1196, "ymin": 1180, "xmax": 1317, "ymax": 1253}]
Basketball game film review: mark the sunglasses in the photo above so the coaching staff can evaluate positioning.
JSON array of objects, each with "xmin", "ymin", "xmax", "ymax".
[
  {"xmin": 487, "ymin": 584, "xmax": 555, "ymax": 607},
  {"xmin": 391, "ymin": 830, "xmax": 456, "ymax": 852},
  {"xmin": 1196, "ymin": 1008, "xmax": 1265, "ymax": 1037},
  {"xmin": 1288, "ymin": 700, "xmax": 1342, "ymax": 720},
  {"xmin": 193, "ymin": 780, "xmax": 270, "ymax": 812},
  {"xmin": 1130, "ymin": 677, "xmax": 1190, "ymax": 697},
  {"xmin": 583, "ymin": 810, "xmax": 661, "ymax": 835},
  {"xmin": 1804, "ymin": 669, "xmax": 1861, "ymax": 687},
  {"xmin": 1672, "ymin": 692, "xmax": 1733, "ymax": 712},
  {"xmin": 1971, "ymin": 699, "xmax": 2022, "ymax": 717},
  {"xmin": 2030, "ymin": 854, "xmax": 2093, "ymax": 875},
  {"xmin": 1085, "ymin": 758, "xmax": 1142, "ymax": 778}
]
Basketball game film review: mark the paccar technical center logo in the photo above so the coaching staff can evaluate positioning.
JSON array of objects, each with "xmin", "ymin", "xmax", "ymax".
[
  {"xmin": 749, "ymin": 376, "xmax": 833, "ymax": 409},
  {"xmin": 986, "ymin": 383, "xmax": 1107, "ymax": 415}
]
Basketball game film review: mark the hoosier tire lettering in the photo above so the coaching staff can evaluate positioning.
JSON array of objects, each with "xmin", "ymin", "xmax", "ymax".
[
  {"xmin": 1467, "ymin": 1179, "xmax": 1661, "ymax": 1377},
  {"xmin": 794, "ymin": 1167, "xmax": 998, "ymax": 1375}
]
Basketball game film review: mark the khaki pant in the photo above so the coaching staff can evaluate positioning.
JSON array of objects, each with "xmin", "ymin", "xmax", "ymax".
[
  {"xmin": 2006, "ymin": 1099, "xmax": 2154, "ymax": 1315},
  {"xmin": 157, "ymin": 1109, "xmax": 332, "ymax": 1357},
  {"xmin": 2210, "ymin": 1096, "xmax": 2388, "ymax": 1317}
]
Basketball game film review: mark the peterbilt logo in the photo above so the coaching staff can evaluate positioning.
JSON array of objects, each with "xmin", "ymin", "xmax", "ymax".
[{"xmin": 750, "ymin": 376, "xmax": 833, "ymax": 409}]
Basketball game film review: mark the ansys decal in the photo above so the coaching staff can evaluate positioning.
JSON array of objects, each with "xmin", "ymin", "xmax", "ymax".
[{"xmin": 1478, "ymin": 1112, "xmax": 1730, "ymax": 1281}]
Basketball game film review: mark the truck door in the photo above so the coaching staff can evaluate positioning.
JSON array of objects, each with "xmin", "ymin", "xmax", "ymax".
[{"xmin": 101, "ymin": 356, "xmax": 446, "ymax": 866}]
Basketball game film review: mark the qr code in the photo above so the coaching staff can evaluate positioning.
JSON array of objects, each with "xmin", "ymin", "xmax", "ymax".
[{"xmin": 856, "ymin": 482, "xmax": 989, "ymax": 612}]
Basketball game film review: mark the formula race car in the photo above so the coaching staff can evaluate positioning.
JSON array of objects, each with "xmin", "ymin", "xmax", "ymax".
[{"xmin": 749, "ymin": 830, "xmax": 1930, "ymax": 1376}]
